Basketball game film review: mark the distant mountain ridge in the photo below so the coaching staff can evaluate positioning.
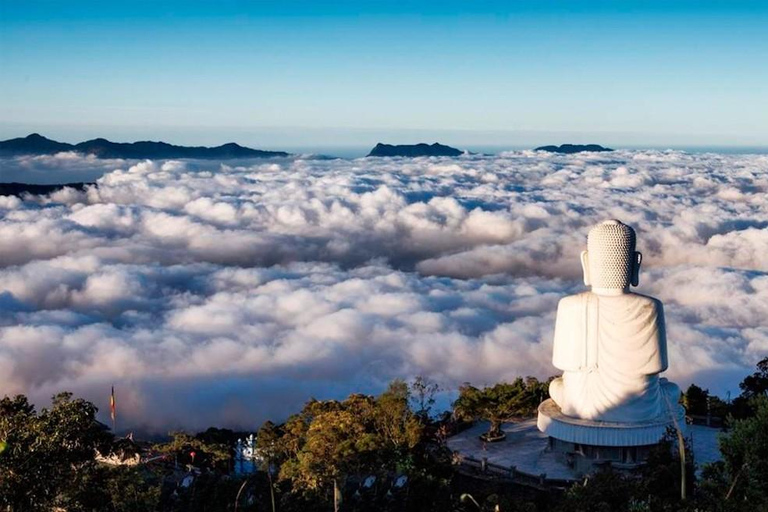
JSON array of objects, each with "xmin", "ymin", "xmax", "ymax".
[
  {"xmin": 535, "ymin": 144, "xmax": 614, "ymax": 154},
  {"xmin": 0, "ymin": 133, "xmax": 290, "ymax": 159},
  {"xmin": 367, "ymin": 142, "xmax": 464, "ymax": 157},
  {"xmin": 0, "ymin": 182, "xmax": 92, "ymax": 197}
]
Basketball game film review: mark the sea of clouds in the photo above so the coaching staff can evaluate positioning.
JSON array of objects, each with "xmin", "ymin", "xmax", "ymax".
[{"xmin": 1, "ymin": 149, "xmax": 768, "ymax": 432}]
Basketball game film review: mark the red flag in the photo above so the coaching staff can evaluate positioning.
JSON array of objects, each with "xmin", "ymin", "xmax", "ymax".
[{"xmin": 110, "ymin": 386, "xmax": 116, "ymax": 426}]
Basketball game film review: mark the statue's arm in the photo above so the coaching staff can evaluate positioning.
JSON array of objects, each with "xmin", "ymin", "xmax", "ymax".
[
  {"xmin": 633, "ymin": 296, "xmax": 669, "ymax": 375},
  {"xmin": 552, "ymin": 295, "xmax": 586, "ymax": 371}
]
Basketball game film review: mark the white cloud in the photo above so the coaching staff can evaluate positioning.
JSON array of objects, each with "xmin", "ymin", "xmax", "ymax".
[{"xmin": 1, "ymin": 149, "xmax": 767, "ymax": 432}]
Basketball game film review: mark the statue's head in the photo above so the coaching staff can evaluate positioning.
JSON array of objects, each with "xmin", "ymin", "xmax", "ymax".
[{"xmin": 580, "ymin": 220, "xmax": 642, "ymax": 292}]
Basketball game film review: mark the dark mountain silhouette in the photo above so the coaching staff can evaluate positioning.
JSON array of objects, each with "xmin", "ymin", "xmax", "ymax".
[
  {"xmin": 0, "ymin": 134, "xmax": 290, "ymax": 159},
  {"xmin": 0, "ymin": 182, "xmax": 92, "ymax": 197},
  {"xmin": 367, "ymin": 142, "xmax": 463, "ymax": 157},
  {"xmin": 0, "ymin": 133, "xmax": 75, "ymax": 155},
  {"xmin": 535, "ymin": 144, "xmax": 613, "ymax": 154}
]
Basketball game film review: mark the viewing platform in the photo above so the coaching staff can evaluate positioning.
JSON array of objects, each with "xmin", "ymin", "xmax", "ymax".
[{"xmin": 447, "ymin": 419, "xmax": 722, "ymax": 486}]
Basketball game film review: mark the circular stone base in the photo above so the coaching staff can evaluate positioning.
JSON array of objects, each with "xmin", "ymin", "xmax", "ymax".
[{"xmin": 537, "ymin": 399, "xmax": 686, "ymax": 447}]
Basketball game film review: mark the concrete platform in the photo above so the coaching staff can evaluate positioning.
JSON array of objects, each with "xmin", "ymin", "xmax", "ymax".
[
  {"xmin": 688, "ymin": 423, "xmax": 723, "ymax": 470},
  {"xmin": 447, "ymin": 419, "xmax": 723, "ymax": 482},
  {"xmin": 447, "ymin": 419, "xmax": 578, "ymax": 481}
]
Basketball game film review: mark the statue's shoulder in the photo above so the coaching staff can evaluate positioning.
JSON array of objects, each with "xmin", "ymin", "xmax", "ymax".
[
  {"xmin": 558, "ymin": 292, "xmax": 664, "ymax": 315},
  {"xmin": 626, "ymin": 292, "xmax": 664, "ymax": 310},
  {"xmin": 557, "ymin": 292, "xmax": 591, "ymax": 311}
]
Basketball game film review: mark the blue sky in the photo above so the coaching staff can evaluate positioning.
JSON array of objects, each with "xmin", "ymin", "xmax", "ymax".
[{"xmin": 1, "ymin": 1, "xmax": 767, "ymax": 149}]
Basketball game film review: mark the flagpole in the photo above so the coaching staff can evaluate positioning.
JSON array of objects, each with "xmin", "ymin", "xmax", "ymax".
[{"xmin": 110, "ymin": 386, "xmax": 116, "ymax": 433}]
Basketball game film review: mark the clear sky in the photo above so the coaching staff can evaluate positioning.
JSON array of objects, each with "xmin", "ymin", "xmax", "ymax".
[{"xmin": 1, "ymin": 1, "xmax": 767, "ymax": 149}]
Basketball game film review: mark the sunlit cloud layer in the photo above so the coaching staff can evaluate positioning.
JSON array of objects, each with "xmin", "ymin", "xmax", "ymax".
[{"xmin": 1, "ymin": 150, "xmax": 767, "ymax": 431}]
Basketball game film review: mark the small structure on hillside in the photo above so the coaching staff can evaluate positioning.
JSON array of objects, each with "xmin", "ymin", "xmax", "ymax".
[
  {"xmin": 95, "ymin": 434, "xmax": 142, "ymax": 466},
  {"xmin": 537, "ymin": 220, "xmax": 685, "ymax": 475},
  {"xmin": 234, "ymin": 434, "xmax": 263, "ymax": 475}
]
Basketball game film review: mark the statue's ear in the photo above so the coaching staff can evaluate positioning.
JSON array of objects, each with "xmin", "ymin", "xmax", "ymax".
[
  {"xmin": 580, "ymin": 250, "xmax": 590, "ymax": 286},
  {"xmin": 631, "ymin": 251, "xmax": 642, "ymax": 287}
]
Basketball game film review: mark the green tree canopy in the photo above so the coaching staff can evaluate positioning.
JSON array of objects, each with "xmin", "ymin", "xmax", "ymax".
[
  {"xmin": 683, "ymin": 383, "xmax": 709, "ymax": 416},
  {"xmin": 0, "ymin": 392, "xmax": 114, "ymax": 511},
  {"xmin": 154, "ymin": 430, "xmax": 232, "ymax": 472},
  {"xmin": 274, "ymin": 381, "xmax": 427, "ymax": 510},
  {"xmin": 453, "ymin": 378, "xmax": 542, "ymax": 439},
  {"xmin": 410, "ymin": 375, "xmax": 440, "ymax": 421},
  {"xmin": 716, "ymin": 395, "xmax": 768, "ymax": 507},
  {"xmin": 739, "ymin": 357, "xmax": 768, "ymax": 399}
]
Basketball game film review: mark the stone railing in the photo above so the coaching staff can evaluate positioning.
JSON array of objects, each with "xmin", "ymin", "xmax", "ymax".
[
  {"xmin": 686, "ymin": 414, "xmax": 724, "ymax": 428},
  {"xmin": 452, "ymin": 452, "xmax": 573, "ymax": 490}
]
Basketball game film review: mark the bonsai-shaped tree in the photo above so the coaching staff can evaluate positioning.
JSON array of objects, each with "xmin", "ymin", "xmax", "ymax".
[{"xmin": 453, "ymin": 378, "xmax": 541, "ymax": 442}]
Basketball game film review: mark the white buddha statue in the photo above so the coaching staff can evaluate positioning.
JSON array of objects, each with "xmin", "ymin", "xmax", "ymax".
[{"xmin": 548, "ymin": 220, "xmax": 681, "ymax": 423}]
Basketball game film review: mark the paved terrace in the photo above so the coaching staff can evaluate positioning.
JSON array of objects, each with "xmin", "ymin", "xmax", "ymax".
[{"xmin": 447, "ymin": 419, "xmax": 723, "ymax": 482}]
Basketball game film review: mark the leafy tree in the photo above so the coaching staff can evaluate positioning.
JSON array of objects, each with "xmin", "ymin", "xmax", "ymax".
[
  {"xmin": 100, "ymin": 466, "xmax": 161, "ymax": 512},
  {"xmin": 555, "ymin": 471, "xmax": 637, "ymax": 512},
  {"xmin": 154, "ymin": 430, "xmax": 232, "ymax": 472},
  {"xmin": 374, "ymin": 380, "xmax": 423, "ymax": 460},
  {"xmin": 525, "ymin": 375, "xmax": 551, "ymax": 405},
  {"xmin": 0, "ymin": 395, "xmax": 42, "ymax": 510},
  {"xmin": 708, "ymin": 395, "xmax": 730, "ymax": 420},
  {"xmin": 0, "ymin": 392, "xmax": 114, "ymax": 511},
  {"xmin": 280, "ymin": 411, "xmax": 311, "ymax": 461},
  {"xmin": 714, "ymin": 395, "xmax": 768, "ymax": 507},
  {"xmin": 257, "ymin": 420, "xmax": 281, "ymax": 465},
  {"xmin": 276, "ymin": 382, "xmax": 428, "ymax": 511},
  {"xmin": 257, "ymin": 420, "xmax": 281, "ymax": 512},
  {"xmin": 196, "ymin": 426, "xmax": 248, "ymax": 448},
  {"xmin": 453, "ymin": 378, "xmax": 541, "ymax": 439},
  {"xmin": 161, "ymin": 470, "xmax": 243, "ymax": 512},
  {"xmin": 728, "ymin": 356, "xmax": 768, "ymax": 419},
  {"xmin": 683, "ymin": 384, "xmax": 709, "ymax": 416},
  {"xmin": 636, "ymin": 430, "xmax": 696, "ymax": 507},
  {"xmin": 279, "ymin": 398, "xmax": 350, "ymax": 457},
  {"xmin": 739, "ymin": 357, "xmax": 768, "ymax": 399},
  {"xmin": 281, "ymin": 406, "xmax": 377, "ymax": 510},
  {"xmin": 410, "ymin": 376, "xmax": 440, "ymax": 421}
]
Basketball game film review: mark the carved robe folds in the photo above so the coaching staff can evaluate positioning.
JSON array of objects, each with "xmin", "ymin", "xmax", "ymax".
[{"xmin": 548, "ymin": 292, "xmax": 680, "ymax": 423}]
